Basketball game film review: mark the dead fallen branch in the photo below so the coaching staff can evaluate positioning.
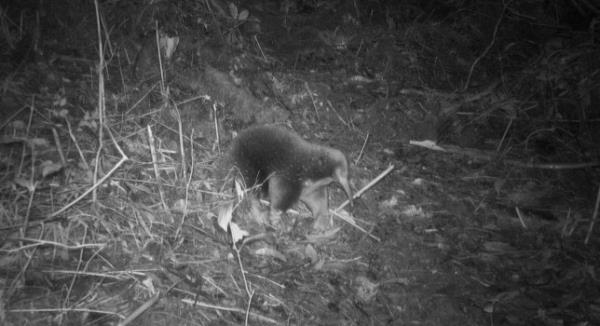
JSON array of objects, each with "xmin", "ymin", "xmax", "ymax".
[{"xmin": 410, "ymin": 141, "xmax": 600, "ymax": 170}]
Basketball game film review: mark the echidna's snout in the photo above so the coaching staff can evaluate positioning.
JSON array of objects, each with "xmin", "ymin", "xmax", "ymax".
[{"xmin": 332, "ymin": 150, "xmax": 353, "ymax": 207}]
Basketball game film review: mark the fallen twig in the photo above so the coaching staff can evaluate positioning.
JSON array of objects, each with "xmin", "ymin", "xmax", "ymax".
[
  {"xmin": 147, "ymin": 125, "xmax": 169, "ymax": 211},
  {"xmin": 354, "ymin": 132, "xmax": 369, "ymax": 166},
  {"xmin": 464, "ymin": 1, "xmax": 508, "ymax": 90},
  {"xmin": 47, "ymin": 126, "xmax": 128, "ymax": 219},
  {"xmin": 118, "ymin": 292, "xmax": 160, "ymax": 326},
  {"xmin": 585, "ymin": 184, "xmax": 600, "ymax": 245},
  {"xmin": 180, "ymin": 299, "xmax": 280, "ymax": 325},
  {"xmin": 336, "ymin": 164, "xmax": 395, "ymax": 211},
  {"xmin": 93, "ymin": 0, "xmax": 106, "ymax": 203},
  {"xmin": 410, "ymin": 141, "xmax": 600, "ymax": 170},
  {"xmin": 330, "ymin": 165, "xmax": 395, "ymax": 242},
  {"xmin": 304, "ymin": 82, "xmax": 319, "ymax": 119}
]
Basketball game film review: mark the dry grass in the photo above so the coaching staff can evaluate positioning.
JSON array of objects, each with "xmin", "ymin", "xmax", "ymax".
[{"xmin": 2, "ymin": 1, "xmax": 600, "ymax": 326}]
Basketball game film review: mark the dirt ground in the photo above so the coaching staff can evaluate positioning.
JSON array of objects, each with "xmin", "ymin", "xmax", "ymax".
[{"xmin": 1, "ymin": 1, "xmax": 600, "ymax": 325}]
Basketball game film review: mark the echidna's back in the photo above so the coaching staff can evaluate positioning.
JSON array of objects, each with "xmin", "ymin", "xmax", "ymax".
[{"xmin": 230, "ymin": 125, "xmax": 304, "ymax": 186}]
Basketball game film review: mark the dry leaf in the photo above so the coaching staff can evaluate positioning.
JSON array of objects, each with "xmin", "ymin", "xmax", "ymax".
[
  {"xmin": 313, "ymin": 258, "xmax": 325, "ymax": 270},
  {"xmin": 483, "ymin": 241, "xmax": 515, "ymax": 253},
  {"xmin": 228, "ymin": 3, "xmax": 238, "ymax": 18},
  {"xmin": 305, "ymin": 227, "xmax": 340, "ymax": 242},
  {"xmin": 355, "ymin": 276, "xmax": 379, "ymax": 303},
  {"xmin": 217, "ymin": 201, "xmax": 234, "ymax": 231},
  {"xmin": 230, "ymin": 222, "xmax": 248, "ymax": 243},
  {"xmin": 401, "ymin": 205, "xmax": 426, "ymax": 218},
  {"xmin": 238, "ymin": 9, "xmax": 249, "ymax": 21},
  {"xmin": 13, "ymin": 178, "xmax": 35, "ymax": 192},
  {"xmin": 234, "ymin": 179, "xmax": 245, "ymax": 200},
  {"xmin": 494, "ymin": 178, "xmax": 505, "ymax": 195},
  {"xmin": 29, "ymin": 138, "xmax": 50, "ymax": 147},
  {"xmin": 160, "ymin": 35, "xmax": 179, "ymax": 59},
  {"xmin": 41, "ymin": 160, "xmax": 63, "ymax": 177},
  {"xmin": 10, "ymin": 120, "xmax": 25, "ymax": 129},
  {"xmin": 171, "ymin": 199, "xmax": 187, "ymax": 213},
  {"xmin": 142, "ymin": 277, "xmax": 156, "ymax": 294},
  {"xmin": 411, "ymin": 178, "xmax": 424, "ymax": 186},
  {"xmin": 380, "ymin": 195, "xmax": 398, "ymax": 208},
  {"xmin": 304, "ymin": 244, "xmax": 318, "ymax": 264},
  {"xmin": 254, "ymin": 246, "xmax": 286, "ymax": 262}
]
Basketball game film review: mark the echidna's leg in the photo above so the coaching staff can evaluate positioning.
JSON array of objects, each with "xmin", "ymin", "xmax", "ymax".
[
  {"xmin": 300, "ymin": 186, "xmax": 330, "ymax": 231},
  {"xmin": 267, "ymin": 175, "xmax": 297, "ymax": 227}
]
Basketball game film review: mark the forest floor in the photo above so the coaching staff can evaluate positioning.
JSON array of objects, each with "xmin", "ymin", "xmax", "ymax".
[{"xmin": 1, "ymin": 1, "xmax": 600, "ymax": 325}]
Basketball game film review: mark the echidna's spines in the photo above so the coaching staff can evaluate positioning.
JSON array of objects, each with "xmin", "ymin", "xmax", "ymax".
[{"xmin": 228, "ymin": 125, "xmax": 352, "ymax": 227}]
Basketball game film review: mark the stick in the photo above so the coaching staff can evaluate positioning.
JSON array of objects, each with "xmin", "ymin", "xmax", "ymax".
[
  {"xmin": 514, "ymin": 207, "xmax": 527, "ymax": 229},
  {"xmin": 65, "ymin": 117, "xmax": 90, "ymax": 171},
  {"xmin": 174, "ymin": 103, "xmax": 186, "ymax": 181},
  {"xmin": 330, "ymin": 165, "xmax": 394, "ymax": 242},
  {"xmin": 411, "ymin": 142, "xmax": 600, "ymax": 170},
  {"xmin": 0, "ymin": 105, "xmax": 26, "ymax": 130},
  {"xmin": 93, "ymin": 0, "xmax": 106, "ymax": 203},
  {"xmin": 180, "ymin": 299, "xmax": 280, "ymax": 324},
  {"xmin": 330, "ymin": 209, "xmax": 380, "ymax": 242},
  {"xmin": 464, "ymin": 1, "xmax": 507, "ymax": 90},
  {"xmin": 51, "ymin": 127, "xmax": 66, "ymax": 166},
  {"xmin": 304, "ymin": 82, "xmax": 319, "ymax": 119},
  {"xmin": 335, "ymin": 164, "xmax": 395, "ymax": 211},
  {"xmin": 213, "ymin": 102, "xmax": 221, "ymax": 153},
  {"xmin": 147, "ymin": 125, "xmax": 168, "ymax": 212},
  {"xmin": 175, "ymin": 129, "xmax": 194, "ymax": 240},
  {"xmin": 253, "ymin": 35, "xmax": 266, "ymax": 61},
  {"xmin": 155, "ymin": 21, "xmax": 165, "ymax": 95},
  {"xmin": 585, "ymin": 184, "xmax": 600, "ymax": 245},
  {"xmin": 354, "ymin": 132, "xmax": 369, "ymax": 166},
  {"xmin": 48, "ymin": 126, "xmax": 128, "ymax": 219},
  {"xmin": 118, "ymin": 292, "xmax": 160, "ymax": 326}
]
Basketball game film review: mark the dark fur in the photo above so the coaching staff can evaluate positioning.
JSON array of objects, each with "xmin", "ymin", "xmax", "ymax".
[{"xmin": 229, "ymin": 125, "xmax": 351, "ymax": 224}]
